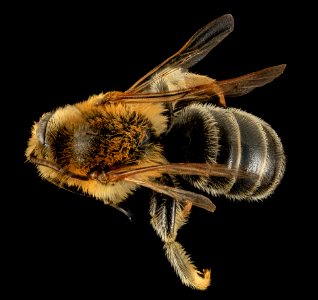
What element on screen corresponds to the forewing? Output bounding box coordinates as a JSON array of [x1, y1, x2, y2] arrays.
[[96, 15, 285, 107], [126, 14, 234, 94], [105, 162, 258, 213], [126, 176, 216, 212], [101, 64, 286, 105], [107, 162, 249, 179]]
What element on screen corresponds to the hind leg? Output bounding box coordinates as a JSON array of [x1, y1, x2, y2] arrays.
[[150, 186, 211, 290]]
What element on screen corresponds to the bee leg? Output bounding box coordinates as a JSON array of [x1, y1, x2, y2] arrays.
[[150, 177, 211, 290], [109, 203, 133, 222], [163, 237, 211, 290]]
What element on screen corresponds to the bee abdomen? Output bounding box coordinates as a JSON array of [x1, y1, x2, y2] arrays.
[[164, 104, 285, 201], [208, 106, 285, 200]]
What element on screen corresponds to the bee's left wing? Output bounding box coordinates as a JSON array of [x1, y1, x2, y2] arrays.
[[126, 14, 234, 94], [104, 162, 257, 213]]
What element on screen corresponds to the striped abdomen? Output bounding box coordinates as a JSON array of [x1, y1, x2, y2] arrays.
[[164, 103, 285, 200]]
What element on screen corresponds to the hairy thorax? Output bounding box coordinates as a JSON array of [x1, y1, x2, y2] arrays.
[[26, 96, 168, 204]]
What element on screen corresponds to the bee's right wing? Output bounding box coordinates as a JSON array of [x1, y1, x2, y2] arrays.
[[99, 64, 286, 105], [95, 13, 285, 107], [126, 14, 234, 94]]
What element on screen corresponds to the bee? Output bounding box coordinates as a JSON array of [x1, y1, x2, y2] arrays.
[[26, 14, 286, 290]]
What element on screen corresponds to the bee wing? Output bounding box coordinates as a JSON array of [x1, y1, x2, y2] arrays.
[[217, 64, 286, 97], [107, 162, 248, 179], [99, 64, 286, 105], [126, 14, 234, 94], [125, 176, 216, 213], [96, 14, 285, 106], [106, 162, 257, 213]]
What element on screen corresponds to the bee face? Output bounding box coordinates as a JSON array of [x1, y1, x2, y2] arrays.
[[29, 105, 83, 162], [26, 14, 286, 290]]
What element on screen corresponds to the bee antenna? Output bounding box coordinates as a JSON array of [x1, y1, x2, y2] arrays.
[[29, 151, 89, 181]]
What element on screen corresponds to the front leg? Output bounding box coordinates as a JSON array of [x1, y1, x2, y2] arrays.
[[150, 176, 211, 290]]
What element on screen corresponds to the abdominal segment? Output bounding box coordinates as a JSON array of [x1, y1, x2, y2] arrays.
[[163, 104, 285, 200]]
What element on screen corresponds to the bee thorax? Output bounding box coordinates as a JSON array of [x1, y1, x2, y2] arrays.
[[71, 110, 156, 174]]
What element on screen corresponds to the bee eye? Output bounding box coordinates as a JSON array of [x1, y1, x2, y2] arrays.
[[37, 112, 53, 145]]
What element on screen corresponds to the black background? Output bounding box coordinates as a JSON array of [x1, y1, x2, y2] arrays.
[[4, 2, 312, 299]]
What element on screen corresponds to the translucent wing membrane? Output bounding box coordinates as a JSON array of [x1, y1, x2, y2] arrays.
[[99, 64, 286, 105], [125, 177, 216, 213], [94, 13, 285, 107], [127, 14, 234, 94], [218, 64, 286, 97], [104, 162, 258, 213], [105, 162, 250, 179]]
